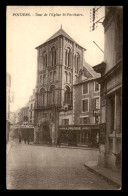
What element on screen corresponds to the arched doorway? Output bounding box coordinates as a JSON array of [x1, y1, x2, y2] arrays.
[[39, 122, 51, 144]]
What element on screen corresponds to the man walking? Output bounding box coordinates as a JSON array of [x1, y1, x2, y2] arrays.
[[57, 135, 60, 147]]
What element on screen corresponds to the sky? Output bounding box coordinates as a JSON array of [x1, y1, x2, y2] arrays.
[[7, 6, 105, 112]]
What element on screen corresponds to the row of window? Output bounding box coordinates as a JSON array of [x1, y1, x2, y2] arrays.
[[39, 47, 55, 67], [39, 86, 56, 105], [39, 47, 81, 70], [39, 75, 45, 84], [83, 81, 100, 94], [80, 116, 100, 125], [39, 71, 56, 84], [39, 70, 78, 84], [38, 85, 72, 106], [82, 97, 100, 112], [62, 116, 99, 125]]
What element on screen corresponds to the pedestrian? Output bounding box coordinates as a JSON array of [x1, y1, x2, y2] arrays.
[[113, 151, 121, 169], [27, 137, 29, 145], [19, 137, 21, 143], [57, 136, 60, 147], [24, 138, 26, 144]]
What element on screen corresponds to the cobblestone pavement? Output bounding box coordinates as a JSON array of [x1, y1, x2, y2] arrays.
[[7, 142, 117, 190]]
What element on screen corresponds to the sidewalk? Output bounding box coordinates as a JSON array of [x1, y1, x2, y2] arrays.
[[84, 160, 121, 189], [60, 144, 99, 151], [33, 143, 99, 151]]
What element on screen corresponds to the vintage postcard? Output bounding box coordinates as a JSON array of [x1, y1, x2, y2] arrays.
[[6, 6, 122, 190]]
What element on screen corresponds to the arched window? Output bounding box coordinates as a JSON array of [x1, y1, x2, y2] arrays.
[[75, 53, 80, 72], [43, 51, 47, 67], [39, 75, 42, 84], [67, 48, 71, 67], [64, 86, 71, 104], [65, 71, 68, 82], [43, 74, 45, 84], [65, 47, 71, 67], [49, 85, 55, 104], [65, 50, 68, 66], [39, 56, 43, 71], [53, 71, 56, 82], [40, 88, 45, 105], [51, 47, 56, 66], [69, 73, 71, 83], [49, 72, 52, 81]]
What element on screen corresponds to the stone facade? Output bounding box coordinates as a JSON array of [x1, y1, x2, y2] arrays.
[[19, 106, 29, 125], [74, 79, 100, 125], [28, 90, 35, 125], [34, 28, 87, 145], [34, 27, 101, 145], [93, 6, 122, 170]]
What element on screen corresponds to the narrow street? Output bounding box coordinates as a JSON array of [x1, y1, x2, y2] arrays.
[[7, 140, 117, 190]]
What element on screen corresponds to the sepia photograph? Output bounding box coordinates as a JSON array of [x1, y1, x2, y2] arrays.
[[6, 6, 122, 190]]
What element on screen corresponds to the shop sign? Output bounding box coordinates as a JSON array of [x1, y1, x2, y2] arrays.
[[68, 127, 81, 130], [14, 125, 34, 128], [93, 109, 100, 116]]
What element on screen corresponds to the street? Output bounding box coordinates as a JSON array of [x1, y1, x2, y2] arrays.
[[7, 141, 117, 190]]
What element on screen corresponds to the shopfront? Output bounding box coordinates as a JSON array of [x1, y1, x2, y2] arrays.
[[59, 124, 100, 148]]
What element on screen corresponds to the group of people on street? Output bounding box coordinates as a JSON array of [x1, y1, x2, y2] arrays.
[[19, 136, 30, 144]]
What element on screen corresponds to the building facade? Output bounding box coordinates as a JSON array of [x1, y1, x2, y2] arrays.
[[73, 61, 100, 126], [19, 106, 29, 125], [34, 27, 101, 146], [59, 60, 101, 147], [10, 112, 16, 125], [34, 27, 86, 145], [28, 90, 35, 125], [93, 6, 122, 170], [6, 73, 11, 143]]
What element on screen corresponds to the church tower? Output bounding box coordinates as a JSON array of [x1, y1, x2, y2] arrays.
[[34, 27, 86, 145]]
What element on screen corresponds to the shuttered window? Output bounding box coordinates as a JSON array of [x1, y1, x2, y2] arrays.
[[95, 97, 100, 109], [95, 81, 99, 92], [90, 98, 95, 111]]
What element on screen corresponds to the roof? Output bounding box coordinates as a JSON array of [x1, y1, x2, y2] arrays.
[[83, 60, 101, 79], [35, 28, 86, 50], [73, 60, 101, 86]]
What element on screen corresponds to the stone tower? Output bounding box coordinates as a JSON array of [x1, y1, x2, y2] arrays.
[[34, 27, 86, 145]]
